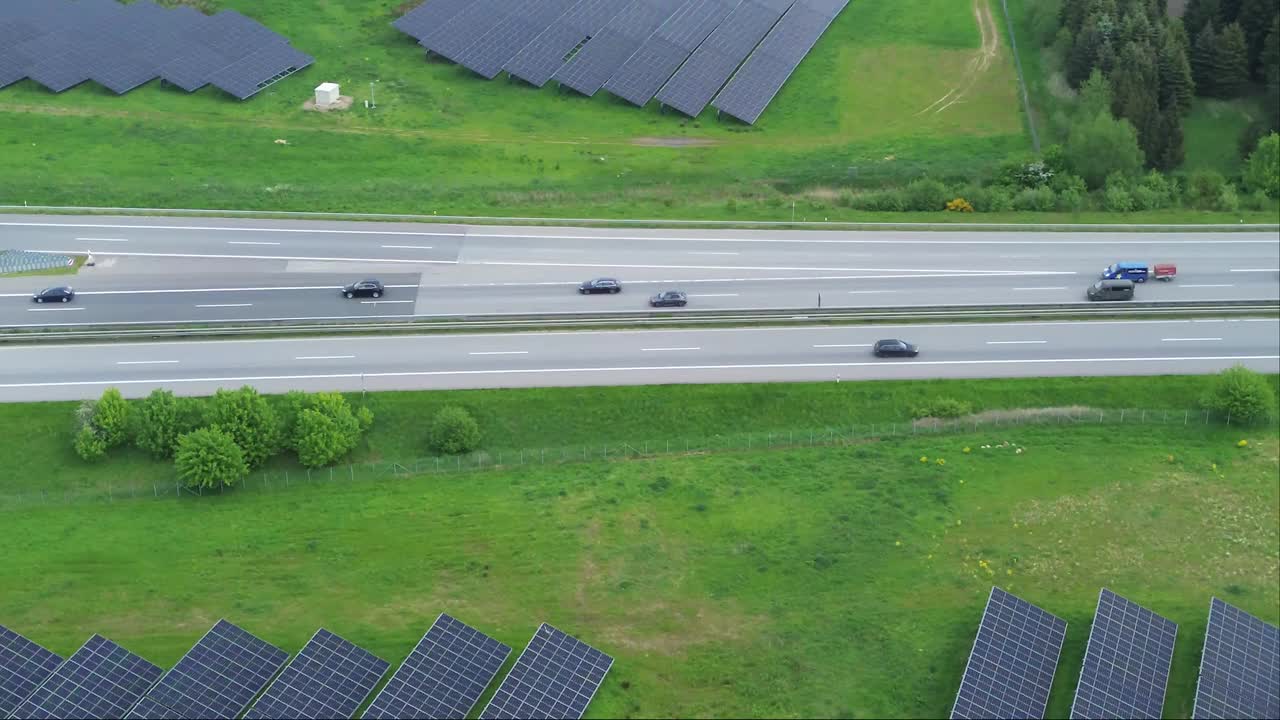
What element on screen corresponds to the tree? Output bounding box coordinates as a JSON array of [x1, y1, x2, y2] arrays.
[[1152, 104, 1187, 170], [73, 425, 107, 462], [275, 390, 310, 451], [207, 386, 279, 468], [94, 388, 131, 448], [1263, 17, 1280, 128], [135, 389, 183, 458], [1243, 132, 1280, 197], [1111, 41, 1162, 163], [430, 407, 481, 455], [1076, 68, 1113, 120], [1237, 0, 1278, 79], [1066, 111, 1146, 187], [1201, 365, 1278, 424], [292, 393, 368, 468], [1158, 31, 1196, 112], [1183, 0, 1221, 37], [1214, 22, 1251, 97], [1068, 19, 1106, 87], [175, 427, 249, 490], [1192, 22, 1220, 96]]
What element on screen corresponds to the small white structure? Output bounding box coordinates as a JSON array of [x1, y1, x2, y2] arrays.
[[314, 83, 340, 108]]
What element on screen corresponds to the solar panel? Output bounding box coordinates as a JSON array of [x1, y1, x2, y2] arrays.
[[0, 47, 35, 89], [245, 629, 389, 720], [1070, 589, 1178, 720], [1192, 598, 1280, 719], [13, 634, 163, 720], [503, 0, 631, 87], [158, 45, 229, 92], [450, 0, 579, 79], [126, 619, 289, 720], [362, 613, 512, 720], [393, 0, 474, 42], [951, 587, 1068, 720], [479, 624, 613, 720], [711, 0, 848, 124], [0, 625, 63, 718], [418, 0, 517, 64], [602, 0, 741, 106], [553, 0, 686, 97], [202, 10, 290, 63], [25, 48, 93, 93], [654, 0, 792, 117], [207, 44, 315, 100]]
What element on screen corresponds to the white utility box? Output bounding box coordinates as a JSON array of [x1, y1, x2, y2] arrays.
[[314, 83, 340, 107]]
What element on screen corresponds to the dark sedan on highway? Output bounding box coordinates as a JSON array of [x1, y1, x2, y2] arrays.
[[873, 339, 919, 357], [649, 290, 688, 308], [342, 279, 384, 299], [32, 286, 75, 303], [579, 278, 621, 294]]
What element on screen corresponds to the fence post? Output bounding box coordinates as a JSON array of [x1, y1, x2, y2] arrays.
[[1226, 410, 1231, 425], [1120, 409, 1125, 422], [1184, 410, 1188, 425], [1142, 410, 1146, 423], [330, 467, 334, 482], [350, 464, 355, 481]]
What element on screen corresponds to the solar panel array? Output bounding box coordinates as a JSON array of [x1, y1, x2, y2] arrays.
[[1192, 598, 1280, 720], [712, 0, 849, 124], [0, 625, 63, 718], [1070, 589, 1178, 720], [127, 620, 288, 720], [394, 0, 843, 120], [0, 1, 312, 99], [12, 635, 161, 720], [951, 587, 1068, 720], [362, 613, 512, 720], [480, 624, 614, 720], [244, 629, 388, 720]]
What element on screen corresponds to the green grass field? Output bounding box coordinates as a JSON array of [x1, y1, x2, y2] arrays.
[[1182, 97, 1267, 176], [0, 0, 1032, 217], [0, 422, 1275, 718]]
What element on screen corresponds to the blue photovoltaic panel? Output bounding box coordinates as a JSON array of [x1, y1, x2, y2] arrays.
[[951, 587, 1067, 720], [503, 0, 631, 87], [553, 0, 686, 97], [603, 0, 741, 106], [711, 0, 848, 124], [245, 629, 389, 720], [362, 613, 512, 720], [1070, 589, 1178, 720], [654, 0, 792, 117], [480, 624, 613, 720], [207, 44, 315, 100], [418, 0, 517, 64], [158, 45, 229, 92], [1192, 598, 1280, 720], [0, 625, 63, 718], [450, 0, 578, 79], [14, 634, 163, 720], [393, 0, 474, 42], [126, 619, 288, 720]]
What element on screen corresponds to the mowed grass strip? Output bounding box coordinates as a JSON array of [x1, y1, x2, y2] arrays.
[[3, 374, 1263, 497], [0, 424, 1274, 718]]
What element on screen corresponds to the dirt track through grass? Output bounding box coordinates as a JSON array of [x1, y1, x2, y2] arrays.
[[916, 0, 1002, 116]]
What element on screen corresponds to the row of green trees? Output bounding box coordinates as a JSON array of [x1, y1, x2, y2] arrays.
[[73, 387, 375, 488]]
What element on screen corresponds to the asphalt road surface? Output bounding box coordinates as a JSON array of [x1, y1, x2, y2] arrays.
[[0, 215, 1276, 327], [1, 319, 1275, 401]]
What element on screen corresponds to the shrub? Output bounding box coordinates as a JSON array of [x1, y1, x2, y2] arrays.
[[430, 406, 481, 455], [1138, 170, 1175, 207], [1185, 169, 1227, 209], [1066, 111, 1144, 188], [175, 427, 249, 490], [981, 186, 1015, 212], [94, 388, 131, 448], [1245, 189, 1273, 210], [1215, 183, 1241, 212], [293, 393, 367, 468], [903, 177, 950, 211], [1103, 185, 1135, 212], [945, 197, 975, 212], [207, 386, 279, 468], [136, 389, 183, 458], [911, 397, 974, 420], [73, 425, 107, 462], [275, 390, 310, 451], [1243, 132, 1280, 198], [1201, 365, 1277, 425], [1013, 187, 1057, 211]]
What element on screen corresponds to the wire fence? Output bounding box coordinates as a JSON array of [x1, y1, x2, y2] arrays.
[[0, 406, 1246, 512]]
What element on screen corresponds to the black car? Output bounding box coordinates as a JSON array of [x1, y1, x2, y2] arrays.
[[342, 279, 384, 299], [32, 286, 74, 303], [649, 290, 688, 308], [873, 339, 919, 357], [579, 278, 621, 294]]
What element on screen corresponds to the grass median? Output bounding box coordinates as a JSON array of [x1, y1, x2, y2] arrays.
[[0, 422, 1274, 717]]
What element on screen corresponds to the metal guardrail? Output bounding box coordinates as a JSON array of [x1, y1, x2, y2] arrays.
[[2, 301, 1276, 343]]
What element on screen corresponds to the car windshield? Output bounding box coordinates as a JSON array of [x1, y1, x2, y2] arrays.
[[1094, 281, 1103, 289]]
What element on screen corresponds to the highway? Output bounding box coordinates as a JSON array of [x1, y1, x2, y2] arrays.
[[0, 215, 1276, 327], [0, 319, 1275, 401]]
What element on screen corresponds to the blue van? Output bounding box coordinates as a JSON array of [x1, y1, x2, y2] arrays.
[[1101, 262, 1149, 282]]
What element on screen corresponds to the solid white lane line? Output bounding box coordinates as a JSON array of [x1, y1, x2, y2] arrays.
[[27, 307, 84, 312], [986, 340, 1048, 345], [226, 241, 282, 246], [469, 351, 529, 356], [117, 360, 179, 365], [361, 300, 415, 304], [641, 347, 701, 352], [6, 355, 1278, 390], [476, 260, 1071, 274], [3, 222, 457, 237], [75, 237, 128, 242], [1162, 337, 1223, 342], [687, 251, 740, 256], [381, 245, 434, 250], [296, 355, 355, 360], [23, 249, 456, 265], [196, 303, 253, 308], [1230, 268, 1280, 272], [1013, 287, 1068, 291], [0, 284, 419, 298], [687, 293, 739, 297], [813, 344, 873, 348], [847, 290, 896, 294], [1181, 284, 1234, 288]]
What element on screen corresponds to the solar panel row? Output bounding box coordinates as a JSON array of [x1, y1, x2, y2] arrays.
[[504, 0, 632, 88], [0, 625, 63, 719], [451, 0, 580, 80], [1192, 598, 1280, 720], [554, 0, 687, 97], [246, 629, 388, 720], [602, 0, 742, 106], [480, 624, 614, 720], [14, 634, 163, 720], [1070, 588, 1178, 720], [0, 1, 312, 99]]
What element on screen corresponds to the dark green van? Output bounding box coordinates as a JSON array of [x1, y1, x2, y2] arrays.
[[1087, 279, 1135, 301]]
